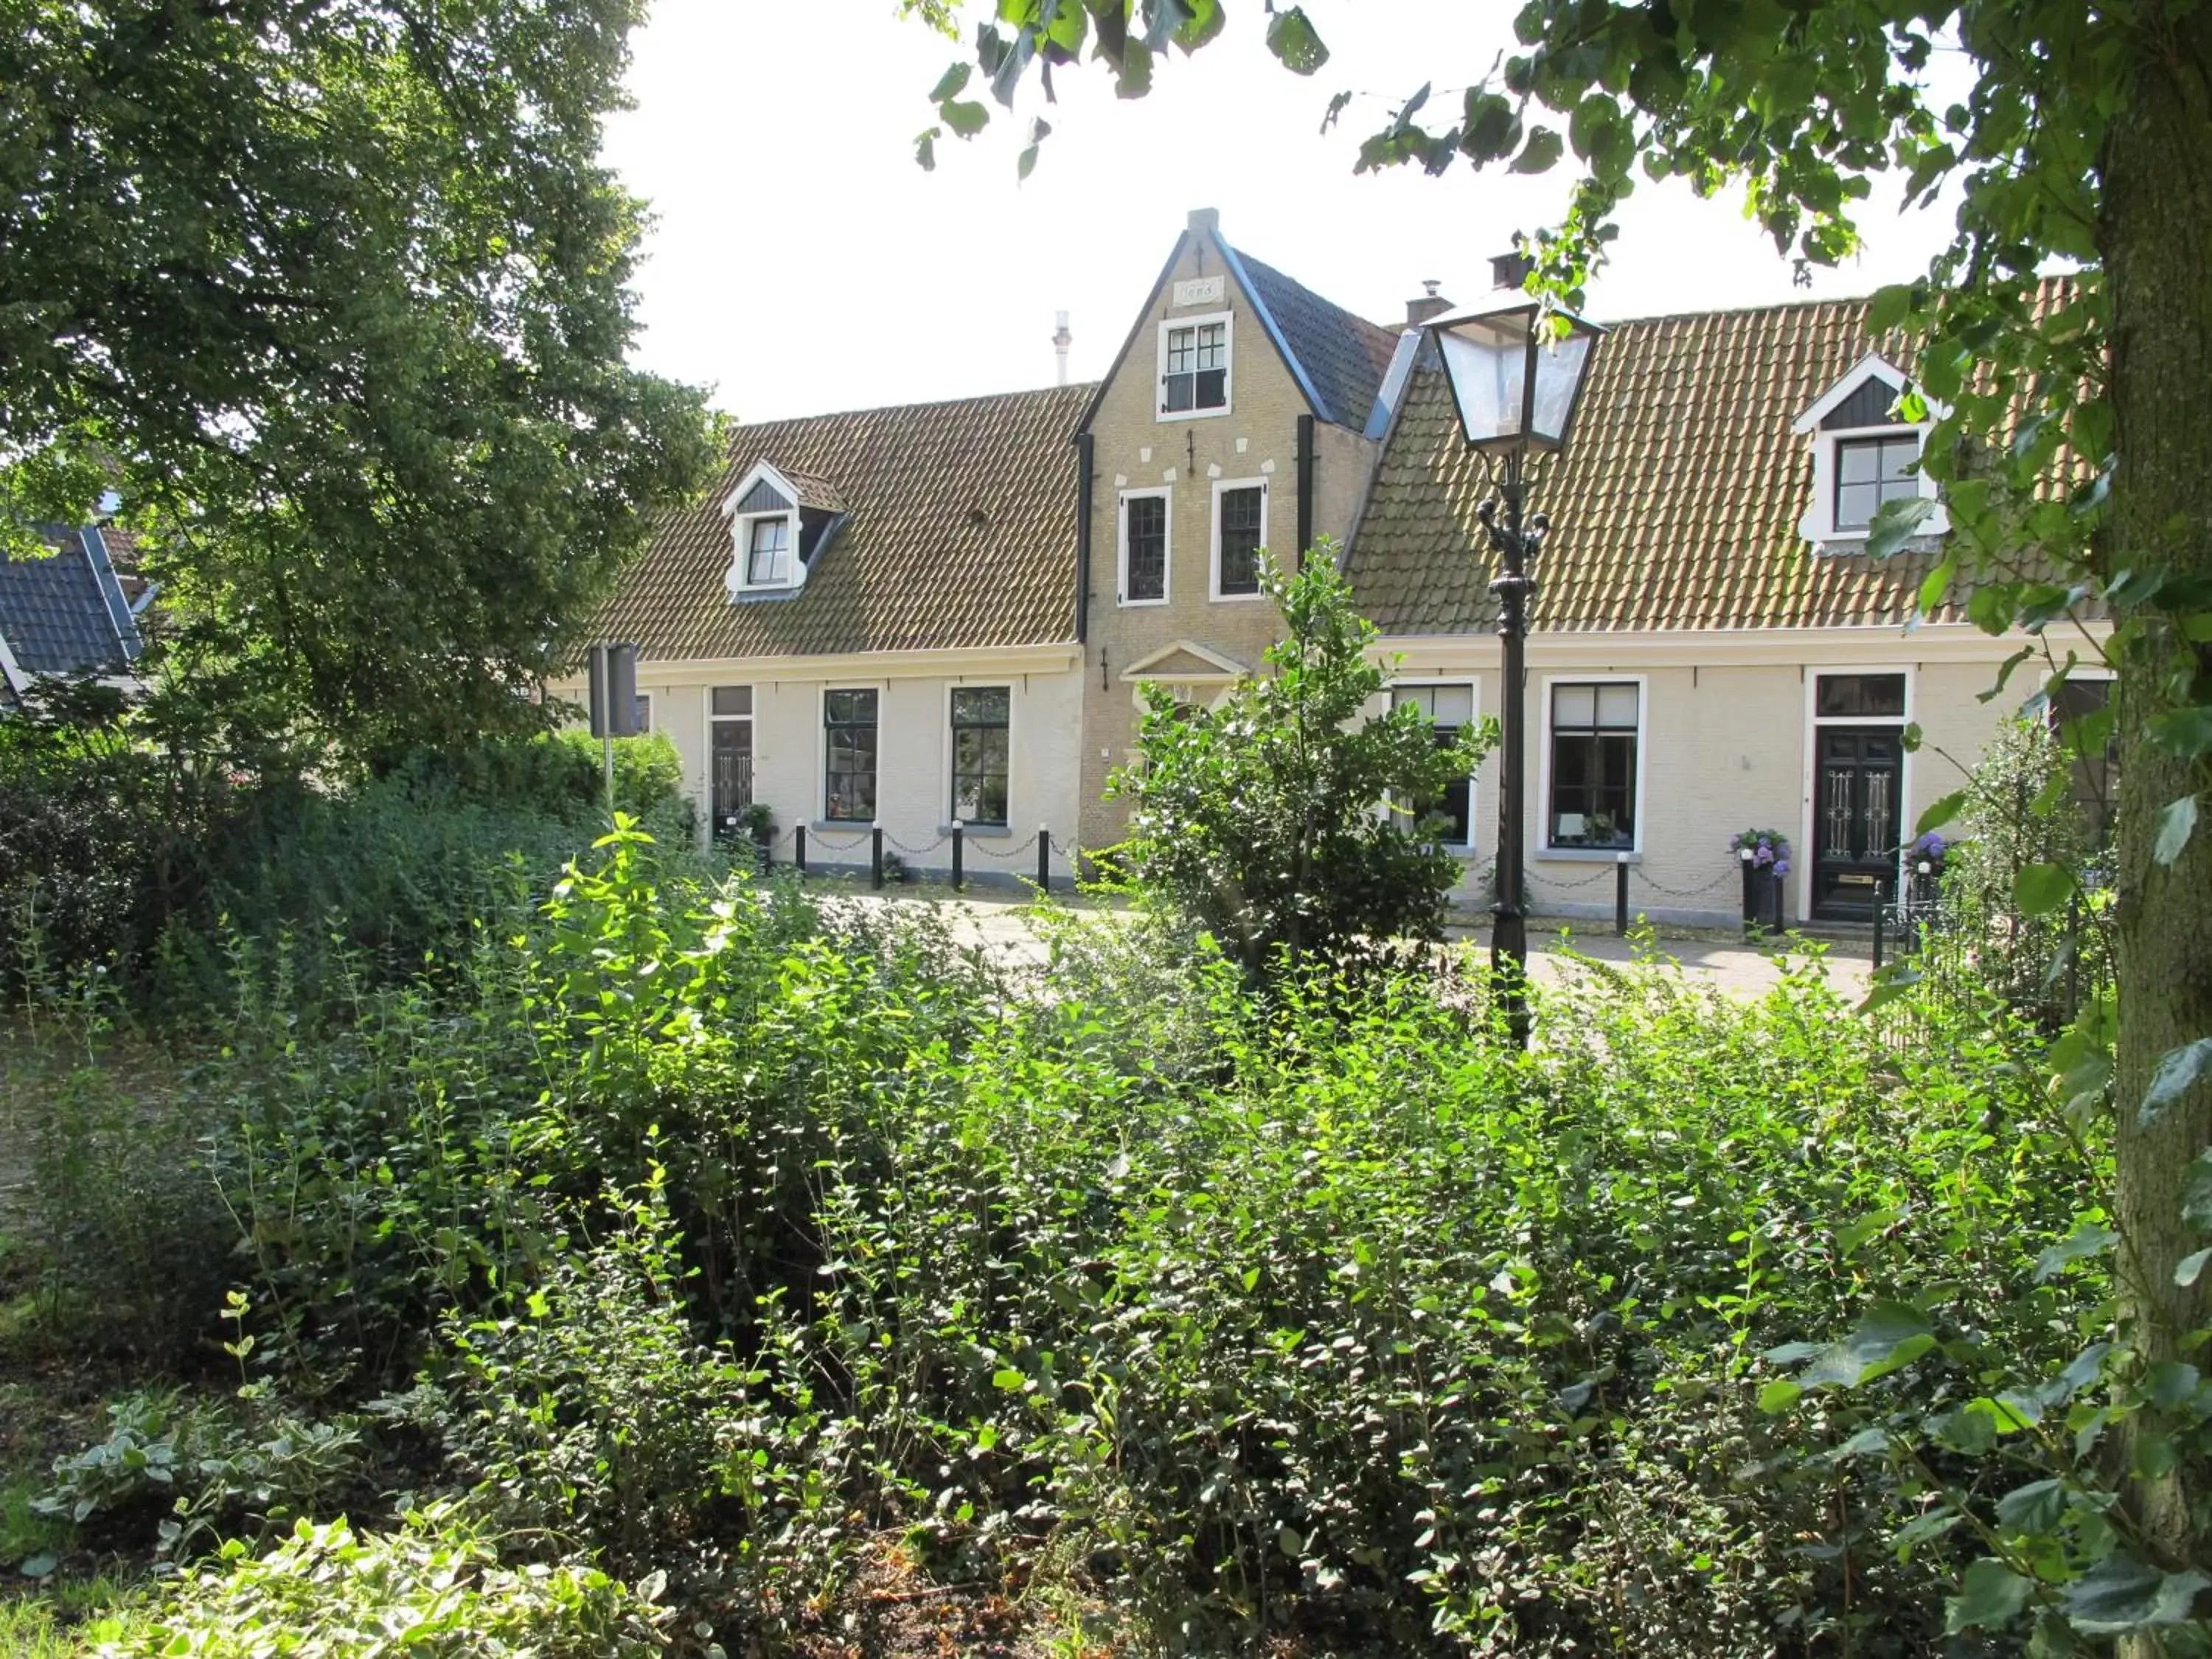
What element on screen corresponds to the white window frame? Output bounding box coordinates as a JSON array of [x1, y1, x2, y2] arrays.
[[1117, 485, 1172, 607], [1792, 356, 1949, 549], [721, 461, 810, 597], [1210, 476, 1270, 602], [1389, 678, 1481, 853], [1155, 310, 1234, 422], [631, 691, 653, 734], [818, 684, 883, 826], [1537, 675, 1648, 858], [945, 681, 1015, 829]]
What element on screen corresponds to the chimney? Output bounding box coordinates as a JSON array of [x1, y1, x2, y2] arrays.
[[1186, 206, 1220, 237], [1052, 310, 1072, 387], [1405, 279, 1451, 328], [1491, 249, 1536, 291]]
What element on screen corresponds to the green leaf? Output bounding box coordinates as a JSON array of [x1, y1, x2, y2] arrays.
[[990, 1367, 1026, 1391], [1917, 558, 1955, 613], [1509, 125, 1565, 174], [2155, 795, 2199, 865], [914, 128, 939, 170], [2143, 1039, 2212, 1125], [1756, 1380, 1802, 1413], [2174, 1247, 2212, 1289], [1264, 6, 1329, 74], [2180, 1150, 2212, 1228], [1865, 494, 1936, 558], [1461, 90, 1520, 161], [2034, 1219, 2115, 1282], [1915, 790, 1966, 835], [1798, 1301, 1934, 1390], [940, 99, 990, 137], [2148, 706, 2212, 760], [1946, 1557, 2034, 1632], [1994, 1479, 2066, 1534], [2013, 863, 2074, 917], [16, 1553, 58, 1579], [1017, 116, 1053, 181], [2062, 1554, 2211, 1635], [928, 61, 973, 102]]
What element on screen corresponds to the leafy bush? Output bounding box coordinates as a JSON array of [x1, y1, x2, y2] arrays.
[[88, 1504, 670, 1658], [1106, 550, 1495, 981]]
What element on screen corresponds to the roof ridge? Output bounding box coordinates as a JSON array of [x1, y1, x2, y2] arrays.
[[728, 380, 1098, 432]]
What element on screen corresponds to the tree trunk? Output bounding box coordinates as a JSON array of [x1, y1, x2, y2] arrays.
[[2103, 1, 2212, 1580]]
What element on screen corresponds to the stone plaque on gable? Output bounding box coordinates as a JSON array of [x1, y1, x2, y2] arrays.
[[1173, 276, 1225, 308]]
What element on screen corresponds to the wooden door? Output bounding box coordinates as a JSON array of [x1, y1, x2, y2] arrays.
[[1812, 728, 1902, 921]]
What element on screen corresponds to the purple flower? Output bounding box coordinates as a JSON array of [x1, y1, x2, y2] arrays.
[[1774, 858, 1791, 877]]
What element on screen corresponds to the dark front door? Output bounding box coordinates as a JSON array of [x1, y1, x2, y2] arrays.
[[1813, 728, 1903, 921]]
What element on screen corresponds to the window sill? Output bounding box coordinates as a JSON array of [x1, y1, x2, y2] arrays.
[[730, 586, 799, 603], [1210, 590, 1267, 603], [1537, 847, 1641, 863], [941, 823, 1012, 838], [811, 819, 877, 833], [1154, 406, 1232, 422], [1118, 596, 1169, 608]]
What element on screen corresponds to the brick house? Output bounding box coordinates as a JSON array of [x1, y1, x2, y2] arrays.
[[573, 210, 2093, 920]]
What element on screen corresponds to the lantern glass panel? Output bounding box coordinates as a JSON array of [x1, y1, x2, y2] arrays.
[[1437, 313, 1533, 448], [1531, 330, 1595, 446]]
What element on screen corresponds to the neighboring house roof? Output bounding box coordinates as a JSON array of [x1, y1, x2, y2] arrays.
[[602, 383, 1093, 661], [1077, 218, 1402, 437], [0, 526, 145, 698], [1347, 295, 1970, 635], [1222, 247, 1402, 432]]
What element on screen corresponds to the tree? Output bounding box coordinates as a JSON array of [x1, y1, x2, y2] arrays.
[[905, 0, 2212, 1623], [1105, 549, 1495, 982], [1, 1, 718, 755]]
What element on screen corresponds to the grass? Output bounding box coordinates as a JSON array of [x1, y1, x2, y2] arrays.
[[0, 1579, 145, 1657]]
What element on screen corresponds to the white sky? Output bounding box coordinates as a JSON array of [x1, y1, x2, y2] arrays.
[[602, 1, 1971, 422]]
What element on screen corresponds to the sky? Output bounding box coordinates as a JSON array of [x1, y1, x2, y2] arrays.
[[601, 1, 1972, 422]]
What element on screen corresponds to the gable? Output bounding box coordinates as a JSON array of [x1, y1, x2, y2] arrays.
[[1121, 639, 1245, 681], [731, 477, 791, 515]]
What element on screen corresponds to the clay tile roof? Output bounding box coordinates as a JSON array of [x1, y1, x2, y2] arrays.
[[1228, 247, 1402, 431], [598, 383, 1093, 662], [1347, 290, 2072, 636], [0, 526, 143, 675]]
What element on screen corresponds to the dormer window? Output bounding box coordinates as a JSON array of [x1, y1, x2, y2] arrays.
[[1792, 354, 1948, 551], [721, 459, 846, 599], [1158, 312, 1231, 419], [745, 514, 792, 586]]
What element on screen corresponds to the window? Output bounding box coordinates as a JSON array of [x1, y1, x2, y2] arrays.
[[1120, 489, 1169, 605], [745, 515, 792, 586], [1834, 436, 1921, 531], [1815, 673, 1907, 719], [1393, 684, 1476, 846], [950, 686, 1010, 826], [1158, 313, 1231, 417], [631, 693, 653, 734], [1212, 480, 1267, 599], [1548, 682, 1639, 849], [2050, 676, 2117, 841], [823, 689, 877, 823], [711, 685, 753, 834]]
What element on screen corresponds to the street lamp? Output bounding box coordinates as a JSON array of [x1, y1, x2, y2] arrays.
[[1427, 268, 1604, 1050]]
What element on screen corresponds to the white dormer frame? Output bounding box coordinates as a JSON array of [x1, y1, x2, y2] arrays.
[[1793, 354, 1949, 549], [721, 460, 808, 598]]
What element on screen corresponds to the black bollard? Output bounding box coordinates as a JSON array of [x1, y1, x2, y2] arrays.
[[951, 821, 964, 893], [872, 825, 885, 890], [1615, 853, 1630, 936]]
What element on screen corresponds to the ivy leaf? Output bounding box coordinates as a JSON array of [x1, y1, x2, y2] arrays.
[[1264, 7, 1329, 74], [2155, 795, 2199, 865], [2013, 863, 2073, 917], [1797, 1301, 1934, 1389], [1945, 1557, 2034, 1632], [1509, 125, 1565, 174], [1915, 790, 1966, 835], [1866, 494, 1936, 558], [2062, 1554, 2211, 1635], [2143, 1039, 2212, 1125]]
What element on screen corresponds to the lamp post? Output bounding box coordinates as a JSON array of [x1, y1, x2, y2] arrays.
[[1427, 268, 1604, 1050]]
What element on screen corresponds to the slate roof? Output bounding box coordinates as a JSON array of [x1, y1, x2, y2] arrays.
[[600, 383, 1093, 661], [0, 526, 143, 678], [1225, 247, 1402, 431], [1348, 295, 1974, 635]]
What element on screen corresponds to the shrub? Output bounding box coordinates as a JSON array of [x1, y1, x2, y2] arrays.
[[88, 1504, 670, 1658], [1106, 549, 1495, 981]]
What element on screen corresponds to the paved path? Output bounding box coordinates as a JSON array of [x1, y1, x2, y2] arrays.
[[829, 892, 1871, 1001]]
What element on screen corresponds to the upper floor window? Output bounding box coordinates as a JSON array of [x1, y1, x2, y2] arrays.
[[1792, 355, 1948, 550], [745, 515, 793, 586], [1212, 479, 1267, 599], [1158, 312, 1231, 419], [1119, 487, 1169, 605], [1834, 435, 1921, 532]]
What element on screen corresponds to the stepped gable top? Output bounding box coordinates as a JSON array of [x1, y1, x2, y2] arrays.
[[1346, 282, 2081, 637], [599, 382, 1094, 662]]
